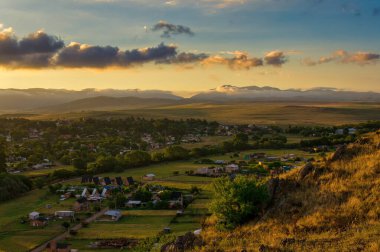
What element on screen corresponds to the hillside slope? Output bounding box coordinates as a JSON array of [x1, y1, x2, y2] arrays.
[[201, 131, 380, 251]]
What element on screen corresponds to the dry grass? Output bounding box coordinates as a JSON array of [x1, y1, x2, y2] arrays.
[[200, 131, 380, 251]]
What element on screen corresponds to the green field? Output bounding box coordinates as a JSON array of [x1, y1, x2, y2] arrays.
[[0, 147, 316, 251]]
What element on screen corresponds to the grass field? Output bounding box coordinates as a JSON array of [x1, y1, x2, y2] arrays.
[[23, 102, 380, 125]]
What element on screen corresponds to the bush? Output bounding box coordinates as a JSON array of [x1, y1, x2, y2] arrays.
[[210, 175, 269, 229]]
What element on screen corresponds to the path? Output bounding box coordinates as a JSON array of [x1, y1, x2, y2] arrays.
[[30, 208, 109, 252]]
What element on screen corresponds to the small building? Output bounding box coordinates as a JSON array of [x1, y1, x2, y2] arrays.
[[30, 216, 48, 227], [115, 177, 123, 186], [125, 176, 135, 186], [101, 188, 110, 198], [74, 197, 90, 212], [215, 160, 226, 165], [348, 128, 357, 135], [81, 188, 90, 198], [143, 173, 156, 181], [46, 241, 71, 252], [55, 211, 75, 218], [93, 177, 100, 185], [335, 129, 344, 135], [29, 211, 40, 220], [81, 175, 93, 184], [103, 177, 112, 185], [102, 210, 122, 221], [126, 200, 142, 208], [225, 164, 239, 173], [168, 192, 183, 208]]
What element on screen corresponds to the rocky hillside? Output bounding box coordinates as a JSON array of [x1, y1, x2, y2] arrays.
[[200, 131, 380, 252]]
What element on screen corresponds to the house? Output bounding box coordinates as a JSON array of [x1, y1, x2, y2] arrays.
[[125, 176, 135, 186], [348, 128, 357, 135], [225, 164, 239, 173], [215, 160, 226, 165], [168, 192, 183, 208], [46, 241, 71, 252], [73, 197, 89, 211], [81, 188, 90, 198], [102, 210, 122, 221], [93, 177, 100, 185], [30, 216, 48, 227], [195, 167, 209, 176], [143, 173, 156, 181], [101, 188, 110, 198], [103, 177, 112, 185], [55, 211, 75, 218], [115, 177, 123, 186], [89, 188, 101, 201], [335, 129, 344, 135], [81, 175, 93, 184], [29, 211, 40, 220], [126, 200, 142, 208]]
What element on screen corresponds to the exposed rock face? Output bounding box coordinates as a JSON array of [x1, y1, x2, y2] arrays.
[[161, 232, 203, 252], [298, 162, 314, 180]]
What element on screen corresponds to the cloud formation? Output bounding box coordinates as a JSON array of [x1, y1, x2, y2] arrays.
[[202, 51, 263, 70], [303, 50, 380, 66], [0, 27, 64, 68], [0, 24, 290, 70], [264, 51, 288, 67], [152, 21, 194, 38]]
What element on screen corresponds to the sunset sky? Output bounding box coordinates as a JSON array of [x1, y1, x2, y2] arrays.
[[0, 0, 379, 94]]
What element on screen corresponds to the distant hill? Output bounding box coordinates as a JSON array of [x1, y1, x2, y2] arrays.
[[190, 85, 380, 102], [0, 86, 380, 115], [201, 131, 380, 251], [0, 88, 182, 112], [38, 96, 184, 112]]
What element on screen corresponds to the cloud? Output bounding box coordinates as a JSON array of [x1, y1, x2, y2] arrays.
[[152, 20, 194, 38], [202, 51, 263, 70], [303, 50, 380, 66], [0, 24, 288, 70], [53, 42, 119, 68], [264, 50, 287, 67], [0, 26, 64, 68]]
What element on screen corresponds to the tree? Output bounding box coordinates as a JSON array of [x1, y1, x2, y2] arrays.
[[124, 151, 151, 167], [73, 158, 87, 171], [0, 141, 7, 173], [232, 133, 249, 150], [62, 221, 70, 231], [210, 175, 269, 229], [164, 146, 189, 161]]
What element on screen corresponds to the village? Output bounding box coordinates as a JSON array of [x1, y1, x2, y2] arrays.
[[1, 119, 378, 251]]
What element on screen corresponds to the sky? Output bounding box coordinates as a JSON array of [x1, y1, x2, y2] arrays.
[[0, 0, 379, 94]]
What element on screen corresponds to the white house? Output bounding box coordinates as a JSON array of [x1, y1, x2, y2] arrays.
[[29, 211, 40, 220], [225, 164, 239, 173]]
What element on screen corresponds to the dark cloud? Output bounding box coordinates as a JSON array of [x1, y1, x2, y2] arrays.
[[0, 29, 64, 68], [158, 52, 209, 64], [19, 31, 64, 54], [152, 21, 194, 38], [0, 24, 289, 70], [264, 51, 287, 67], [122, 43, 177, 65], [54, 43, 119, 68]]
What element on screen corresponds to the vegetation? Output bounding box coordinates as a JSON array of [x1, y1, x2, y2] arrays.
[[0, 173, 32, 202], [210, 175, 269, 229], [201, 131, 380, 251]]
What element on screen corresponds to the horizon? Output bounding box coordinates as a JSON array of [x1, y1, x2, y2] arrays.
[[1, 0, 380, 92]]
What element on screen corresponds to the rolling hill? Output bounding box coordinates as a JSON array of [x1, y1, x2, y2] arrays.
[[201, 131, 380, 251]]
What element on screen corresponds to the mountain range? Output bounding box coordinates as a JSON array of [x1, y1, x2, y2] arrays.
[[0, 85, 379, 113]]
